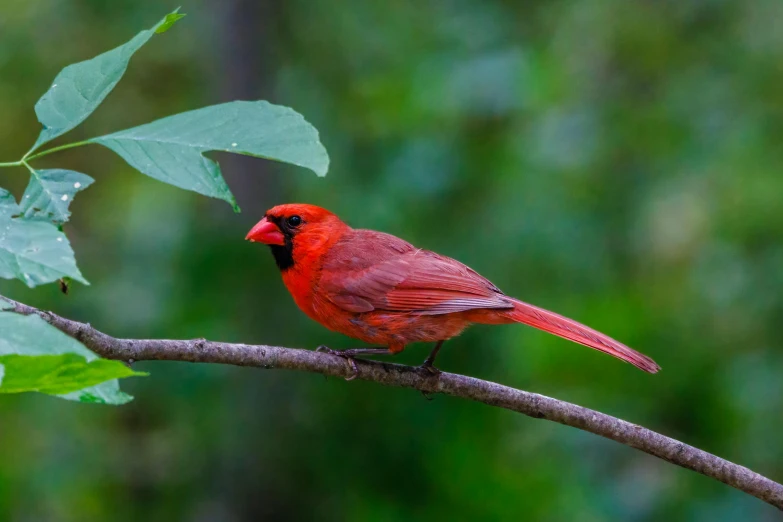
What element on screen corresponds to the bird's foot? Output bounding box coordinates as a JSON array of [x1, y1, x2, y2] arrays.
[[417, 359, 442, 376], [316, 345, 359, 381], [417, 341, 444, 376]]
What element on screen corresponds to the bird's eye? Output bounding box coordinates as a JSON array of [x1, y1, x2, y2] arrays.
[[287, 215, 302, 227]]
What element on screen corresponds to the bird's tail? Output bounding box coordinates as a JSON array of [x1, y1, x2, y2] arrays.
[[501, 298, 660, 373]]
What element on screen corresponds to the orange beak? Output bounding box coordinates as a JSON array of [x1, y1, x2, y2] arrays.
[[246, 217, 285, 245]]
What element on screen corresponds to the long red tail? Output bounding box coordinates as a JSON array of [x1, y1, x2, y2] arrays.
[[504, 298, 660, 373]]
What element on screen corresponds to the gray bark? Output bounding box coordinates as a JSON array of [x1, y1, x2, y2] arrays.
[[2, 295, 782, 511]]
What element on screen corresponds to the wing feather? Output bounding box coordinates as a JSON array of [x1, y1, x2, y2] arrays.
[[319, 231, 512, 315]]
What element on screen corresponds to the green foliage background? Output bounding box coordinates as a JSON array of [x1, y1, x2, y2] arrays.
[[1, 1, 782, 520]]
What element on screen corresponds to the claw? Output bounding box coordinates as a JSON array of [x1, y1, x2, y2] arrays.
[[315, 345, 359, 381], [417, 361, 442, 376], [344, 357, 359, 381]]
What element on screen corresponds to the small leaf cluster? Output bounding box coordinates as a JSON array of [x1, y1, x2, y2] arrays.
[[0, 9, 329, 404]]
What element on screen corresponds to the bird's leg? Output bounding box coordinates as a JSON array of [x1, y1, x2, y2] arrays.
[[316, 346, 393, 357], [315, 346, 395, 381], [342, 348, 396, 357], [418, 341, 445, 375]]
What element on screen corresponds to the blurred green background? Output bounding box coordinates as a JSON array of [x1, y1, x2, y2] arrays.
[[1, 0, 782, 520]]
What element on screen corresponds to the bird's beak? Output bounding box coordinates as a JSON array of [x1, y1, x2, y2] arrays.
[[246, 217, 285, 245]]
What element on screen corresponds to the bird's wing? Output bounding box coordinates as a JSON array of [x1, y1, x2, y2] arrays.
[[320, 240, 513, 315]]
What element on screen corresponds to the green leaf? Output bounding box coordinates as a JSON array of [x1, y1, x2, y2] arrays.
[[59, 380, 133, 404], [91, 101, 330, 211], [0, 312, 144, 404], [0, 354, 145, 395], [0, 189, 88, 288], [30, 9, 183, 152], [20, 168, 94, 223], [156, 12, 186, 33]]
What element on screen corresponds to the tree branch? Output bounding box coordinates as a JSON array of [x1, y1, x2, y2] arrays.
[[2, 295, 782, 511]]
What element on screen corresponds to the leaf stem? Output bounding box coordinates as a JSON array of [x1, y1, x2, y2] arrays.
[[1, 139, 93, 169], [21, 161, 36, 176], [25, 140, 92, 162]]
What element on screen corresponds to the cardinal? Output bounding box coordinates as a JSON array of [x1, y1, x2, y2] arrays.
[[246, 204, 659, 377]]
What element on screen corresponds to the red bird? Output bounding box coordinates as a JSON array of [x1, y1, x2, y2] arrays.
[[246, 204, 659, 375]]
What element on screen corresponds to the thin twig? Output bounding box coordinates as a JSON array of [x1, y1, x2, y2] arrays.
[[2, 294, 782, 510]]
